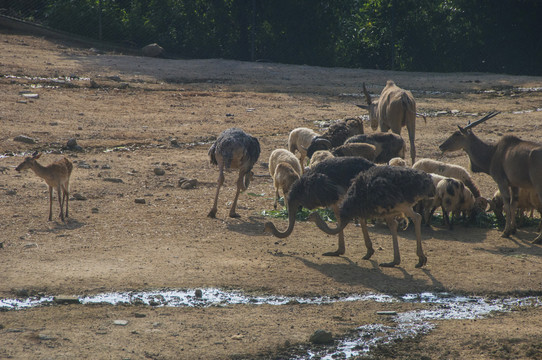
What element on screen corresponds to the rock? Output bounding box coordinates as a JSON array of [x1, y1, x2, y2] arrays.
[[195, 289, 203, 298], [377, 311, 397, 315], [179, 178, 198, 189], [5, 189, 17, 196], [21, 93, 39, 99], [170, 139, 180, 147], [134, 198, 146, 204], [23, 243, 38, 249], [91, 208, 99, 213], [103, 178, 123, 183], [73, 193, 87, 201], [309, 329, 333, 344], [38, 334, 57, 341], [142, 43, 165, 57], [13, 135, 36, 144], [101, 164, 111, 169], [134, 313, 146, 318], [77, 161, 91, 169], [113, 320, 129, 326], [66, 138, 83, 152], [154, 167, 165, 176], [53, 295, 80, 305]]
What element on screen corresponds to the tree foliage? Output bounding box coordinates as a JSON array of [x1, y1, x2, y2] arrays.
[[13, 0, 542, 75]]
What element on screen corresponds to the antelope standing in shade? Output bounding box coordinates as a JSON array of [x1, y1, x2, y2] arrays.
[[439, 111, 542, 244], [16, 152, 73, 221]]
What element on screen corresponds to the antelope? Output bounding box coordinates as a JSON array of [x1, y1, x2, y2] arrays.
[[357, 81, 423, 165], [16, 152, 74, 221], [439, 111, 542, 244]]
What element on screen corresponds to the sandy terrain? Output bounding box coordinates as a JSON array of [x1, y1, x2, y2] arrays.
[[1, 29, 542, 359]]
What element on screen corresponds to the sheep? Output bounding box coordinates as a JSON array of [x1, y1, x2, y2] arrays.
[[357, 81, 421, 164], [207, 128, 260, 218], [309, 165, 435, 268], [331, 143, 376, 161], [264, 157, 375, 256], [268, 149, 303, 209], [308, 150, 334, 168], [439, 111, 542, 243], [305, 117, 364, 159], [288, 127, 320, 168], [435, 177, 487, 229], [344, 132, 406, 163], [412, 158, 481, 198], [15, 152, 73, 222], [388, 157, 407, 167], [489, 188, 541, 226]]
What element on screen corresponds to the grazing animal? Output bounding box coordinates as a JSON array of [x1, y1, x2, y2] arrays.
[[489, 188, 541, 226], [388, 157, 407, 167], [357, 81, 421, 164], [305, 118, 364, 159], [264, 157, 375, 256], [439, 111, 542, 243], [435, 177, 486, 229], [331, 143, 376, 161], [309, 166, 434, 268], [308, 150, 334, 168], [268, 149, 302, 209], [208, 128, 260, 218], [288, 127, 320, 168], [345, 132, 406, 163], [15, 152, 73, 221], [412, 158, 481, 198]]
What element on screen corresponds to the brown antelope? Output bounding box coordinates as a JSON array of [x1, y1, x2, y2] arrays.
[[16, 152, 74, 221], [439, 111, 542, 244], [357, 81, 423, 165]]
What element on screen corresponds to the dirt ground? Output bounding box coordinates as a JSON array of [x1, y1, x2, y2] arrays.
[[1, 29, 542, 359]]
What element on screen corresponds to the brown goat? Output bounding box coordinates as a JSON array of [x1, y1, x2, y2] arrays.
[[357, 81, 421, 164], [439, 112, 542, 243]]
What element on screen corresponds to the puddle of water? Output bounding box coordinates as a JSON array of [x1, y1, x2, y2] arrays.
[[1, 289, 540, 359]]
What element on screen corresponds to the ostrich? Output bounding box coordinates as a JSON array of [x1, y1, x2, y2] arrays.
[[207, 128, 260, 218], [309, 165, 434, 268], [264, 157, 375, 256]]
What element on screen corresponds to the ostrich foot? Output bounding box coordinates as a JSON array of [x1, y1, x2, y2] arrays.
[[229, 212, 241, 218], [362, 248, 375, 260], [415, 256, 427, 268]]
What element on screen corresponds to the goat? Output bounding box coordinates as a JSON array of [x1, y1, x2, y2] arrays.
[[288, 127, 320, 168], [268, 149, 302, 209], [388, 157, 407, 167], [357, 81, 422, 164], [331, 143, 376, 162], [412, 158, 481, 198], [308, 150, 334, 168], [309, 165, 434, 268], [207, 128, 260, 218], [16, 152, 73, 221], [489, 188, 541, 227], [439, 111, 542, 243], [264, 157, 375, 256], [345, 132, 406, 163], [305, 117, 364, 159]]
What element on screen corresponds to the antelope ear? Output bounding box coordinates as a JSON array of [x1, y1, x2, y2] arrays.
[[32, 151, 42, 159], [457, 125, 468, 134], [356, 104, 369, 110]]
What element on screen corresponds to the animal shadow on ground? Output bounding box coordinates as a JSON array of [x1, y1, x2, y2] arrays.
[[30, 218, 86, 235], [272, 252, 442, 294], [225, 215, 268, 237], [476, 229, 542, 259]]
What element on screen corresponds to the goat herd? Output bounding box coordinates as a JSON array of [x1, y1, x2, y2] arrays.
[[206, 80, 542, 268], [13, 80, 542, 269]]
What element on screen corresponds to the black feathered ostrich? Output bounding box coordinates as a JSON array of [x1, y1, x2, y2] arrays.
[[309, 165, 434, 268], [264, 157, 375, 256], [207, 128, 260, 218]]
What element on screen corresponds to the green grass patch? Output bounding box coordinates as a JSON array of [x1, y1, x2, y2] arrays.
[[261, 207, 336, 222]]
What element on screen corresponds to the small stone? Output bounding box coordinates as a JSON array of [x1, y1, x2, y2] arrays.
[[91, 208, 99, 213], [142, 43, 164, 57], [134, 313, 146, 318], [377, 311, 397, 315], [6, 189, 17, 196], [77, 161, 91, 169], [134, 198, 146, 204], [23, 243, 38, 249], [73, 193, 87, 201], [154, 167, 165, 176], [21, 93, 39, 99], [180, 179, 197, 189], [113, 320, 129, 326], [103, 178, 123, 183], [101, 164, 111, 169], [13, 135, 37, 144], [170, 139, 180, 147], [309, 330, 333, 344], [53, 296, 80, 305], [38, 334, 57, 341], [194, 289, 203, 298]]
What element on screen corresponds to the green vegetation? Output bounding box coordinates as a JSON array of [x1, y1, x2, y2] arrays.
[[8, 0, 542, 75]]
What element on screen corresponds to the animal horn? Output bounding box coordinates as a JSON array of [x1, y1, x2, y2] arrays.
[[463, 111, 500, 130], [32, 151, 40, 158], [362, 82, 371, 105]]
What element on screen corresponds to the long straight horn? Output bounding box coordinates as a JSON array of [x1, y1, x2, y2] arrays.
[[362, 82, 372, 105], [463, 111, 500, 130]]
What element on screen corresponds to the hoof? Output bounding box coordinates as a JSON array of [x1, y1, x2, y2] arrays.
[[415, 257, 427, 268]]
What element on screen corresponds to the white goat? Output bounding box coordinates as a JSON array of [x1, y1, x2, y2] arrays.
[[388, 157, 407, 167], [268, 149, 303, 209], [288, 127, 320, 169], [412, 158, 481, 198]]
